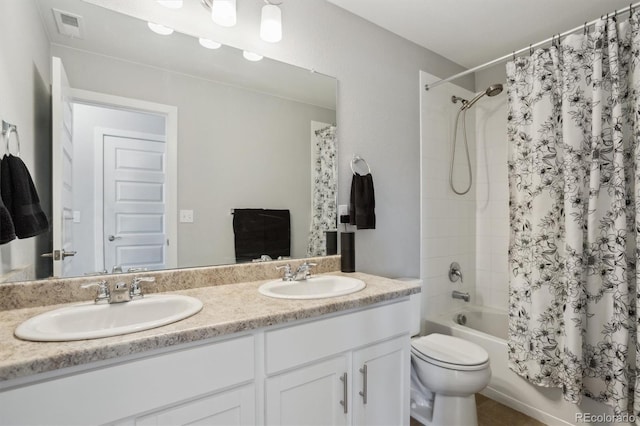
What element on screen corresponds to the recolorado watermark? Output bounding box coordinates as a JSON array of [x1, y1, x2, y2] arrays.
[[576, 412, 636, 423]]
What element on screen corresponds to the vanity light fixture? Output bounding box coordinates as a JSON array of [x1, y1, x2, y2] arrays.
[[211, 0, 237, 27], [147, 22, 174, 35], [156, 0, 183, 9], [260, 1, 282, 43], [243, 51, 263, 61], [199, 37, 222, 49]]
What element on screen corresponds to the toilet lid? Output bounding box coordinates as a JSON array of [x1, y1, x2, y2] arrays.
[[411, 333, 489, 367]]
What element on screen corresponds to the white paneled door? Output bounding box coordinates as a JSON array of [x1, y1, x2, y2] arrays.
[[102, 131, 167, 272], [51, 57, 76, 277]]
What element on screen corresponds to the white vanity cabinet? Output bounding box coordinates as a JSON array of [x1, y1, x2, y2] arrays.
[[0, 298, 411, 426], [265, 355, 350, 425], [264, 301, 411, 425], [0, 335, 256, 426], [352, 336, 409, 426], [133, 384, 256, 426]]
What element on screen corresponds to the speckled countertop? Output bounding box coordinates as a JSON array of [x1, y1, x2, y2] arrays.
[[0, 272, 420, 382]]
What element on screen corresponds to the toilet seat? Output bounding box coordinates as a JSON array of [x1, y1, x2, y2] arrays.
[[411, 333, 489, 371]]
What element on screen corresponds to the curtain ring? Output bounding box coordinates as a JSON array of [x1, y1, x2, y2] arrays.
[[583, 21, 588, 35], [512, 51, 516, 61], [529, 44, 533, 55]]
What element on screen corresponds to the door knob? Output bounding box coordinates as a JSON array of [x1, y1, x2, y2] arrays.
[[108, 235, 122, 242]]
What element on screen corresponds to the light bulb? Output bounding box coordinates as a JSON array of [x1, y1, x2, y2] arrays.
[[199, 38, 222, 49], [260, 4, 282, 43], [147, 22, 174, 35], [157, 0, 183, 9], [211, 0, 237, 27], [243, 51, 263, 62]]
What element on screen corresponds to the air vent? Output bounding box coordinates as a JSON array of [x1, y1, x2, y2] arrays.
[[52, 8, 84, 39]]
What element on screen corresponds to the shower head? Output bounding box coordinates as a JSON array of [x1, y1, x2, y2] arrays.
[[460, 83, 503, 110]]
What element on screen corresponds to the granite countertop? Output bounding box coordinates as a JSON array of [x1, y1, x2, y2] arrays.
[[0, 272, 420, 382]]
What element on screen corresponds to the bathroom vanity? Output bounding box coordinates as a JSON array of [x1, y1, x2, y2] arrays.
[[0, 271, 418, 425]]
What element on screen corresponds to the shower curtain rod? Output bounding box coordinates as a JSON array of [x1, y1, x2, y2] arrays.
[[425, 1, 640, 91]]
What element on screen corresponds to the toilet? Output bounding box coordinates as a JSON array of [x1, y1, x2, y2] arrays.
[[410, 333, 491, 426], [397, 277, 491, 426]]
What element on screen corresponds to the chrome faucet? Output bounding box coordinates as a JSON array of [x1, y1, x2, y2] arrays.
[[276, 264, 294, 281], [81, 276, 156, 304], [130, 276, 156, 299], [276, 262, 317, 281], [81, 280, 110, 304], [111, 281, 132, 303], [293, 262, 317, 281], [452, 290, 470, 302]]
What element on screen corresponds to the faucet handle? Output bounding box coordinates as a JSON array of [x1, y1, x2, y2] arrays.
[[131, 276, 156, 298], [276, 264, 293, 281], [448, 262, 463, 283], [296, 262, 317, 279], [81, 280, 110, 303]]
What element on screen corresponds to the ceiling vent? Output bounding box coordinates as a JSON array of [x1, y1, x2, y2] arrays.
[[52, 9, 84, 39]]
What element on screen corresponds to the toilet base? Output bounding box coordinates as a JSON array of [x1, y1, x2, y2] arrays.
[[415, 394, 478, 426]]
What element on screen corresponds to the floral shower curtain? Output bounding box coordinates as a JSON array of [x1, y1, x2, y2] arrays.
[[307, 124, 337, 256], [507, 12, 640, 415]]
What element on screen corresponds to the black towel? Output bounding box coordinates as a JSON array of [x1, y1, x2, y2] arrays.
[[349, 173, 376, 229], [0, 159, 16, 244], [1, 155, 49, 239], [233, 209, 290, 262], [0, 183, 15, 244]]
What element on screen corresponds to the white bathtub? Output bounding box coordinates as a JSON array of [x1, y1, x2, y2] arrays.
[[424, 306, 620, 426]]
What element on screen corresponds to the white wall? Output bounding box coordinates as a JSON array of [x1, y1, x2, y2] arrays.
[[474, 65, 509, 309], [70, 104, 166, 276], [419, 71, 477, 317], [0, 1, 52, 281]]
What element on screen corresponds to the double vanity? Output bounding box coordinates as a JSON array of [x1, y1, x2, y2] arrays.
[[0, 257, 420, 425]]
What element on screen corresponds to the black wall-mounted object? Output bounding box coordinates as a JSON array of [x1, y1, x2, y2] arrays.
[[341, 232, 355, 273]]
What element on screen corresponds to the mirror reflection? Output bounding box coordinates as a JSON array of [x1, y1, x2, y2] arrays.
[[0, 0, 337, 281]]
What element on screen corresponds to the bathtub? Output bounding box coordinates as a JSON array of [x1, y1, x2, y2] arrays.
[[424, 305, 619, 426]]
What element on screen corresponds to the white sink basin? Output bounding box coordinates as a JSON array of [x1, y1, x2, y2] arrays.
[[15, 295, 203, 342], [259, 275, 366, 299]]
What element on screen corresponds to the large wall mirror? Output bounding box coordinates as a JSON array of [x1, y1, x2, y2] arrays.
[[0, 0, 337, 281]]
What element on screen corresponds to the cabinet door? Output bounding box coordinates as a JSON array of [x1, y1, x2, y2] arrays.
[[352, 336, 410, 426], [135, 384, 255, 426], [266, 355, 349, 426]]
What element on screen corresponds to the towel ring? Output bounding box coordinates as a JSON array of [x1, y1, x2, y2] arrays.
[[2, 120, 20, 157], [350, 155, 371, 175]]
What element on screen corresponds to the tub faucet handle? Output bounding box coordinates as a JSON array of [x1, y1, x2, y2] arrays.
[[449, 262, 463, 283]]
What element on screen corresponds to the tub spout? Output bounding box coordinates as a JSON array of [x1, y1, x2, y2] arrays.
[[452, 290, 470, 302]]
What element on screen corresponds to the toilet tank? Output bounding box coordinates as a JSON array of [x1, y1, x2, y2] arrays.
[[395, 278, 423, 336]]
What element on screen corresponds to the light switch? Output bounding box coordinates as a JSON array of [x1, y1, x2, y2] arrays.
[[338, 204, 348, 216], [73, 211, 81, 223], [180, 209, 194, 223]]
